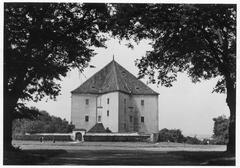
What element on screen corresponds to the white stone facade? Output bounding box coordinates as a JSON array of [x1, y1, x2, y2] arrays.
[[71, 92, 158, 134]]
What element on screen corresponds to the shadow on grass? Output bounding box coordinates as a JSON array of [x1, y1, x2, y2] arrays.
[[167, 151, 235, 166], [41, 150, 235, 166], [4, 149, 235, 165], [4, 149, 67, 165]]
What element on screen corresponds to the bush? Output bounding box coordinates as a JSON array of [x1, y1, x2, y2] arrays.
[[184, 136, 201, 144], [158, 128, 185, 143], [201, 138, 215, 145], [212, 115, 229, 145]]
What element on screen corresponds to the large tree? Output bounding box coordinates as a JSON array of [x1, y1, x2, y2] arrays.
[[4, 3, 110, 151], [111, 4, 236, 153]]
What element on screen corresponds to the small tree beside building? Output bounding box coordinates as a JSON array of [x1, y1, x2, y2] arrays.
[[212, 115, 229, 144]]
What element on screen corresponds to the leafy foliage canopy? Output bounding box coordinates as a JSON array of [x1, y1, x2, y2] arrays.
[[5, 3, 110, 118], [111, 4, 236, 91], [212, 115, 229, 144]]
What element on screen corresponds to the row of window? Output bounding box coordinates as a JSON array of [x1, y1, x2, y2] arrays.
[[85, 115, 101, 122], [85, 98, 145, 105], [125, 99, 145, 106], [85, 110, 110, 123], [128, 116, 144, 122], [85, 98, 110, 105], [84, 115, 144, 123], [85, 115, 102, 122]]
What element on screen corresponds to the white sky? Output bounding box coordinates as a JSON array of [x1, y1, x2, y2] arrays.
[[26, 38, 230, 137]]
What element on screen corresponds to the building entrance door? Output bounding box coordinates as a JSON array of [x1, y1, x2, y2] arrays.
[[75, 132, 82, 141]]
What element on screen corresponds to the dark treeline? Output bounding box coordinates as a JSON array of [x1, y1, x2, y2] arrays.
[[158, 115, 229, 145], [12, 108, 75, 135], [158, 128, 202, 144]]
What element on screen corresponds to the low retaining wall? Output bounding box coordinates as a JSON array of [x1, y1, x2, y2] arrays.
[[13, 133, 151, 142], [84, 134, 150, 142]]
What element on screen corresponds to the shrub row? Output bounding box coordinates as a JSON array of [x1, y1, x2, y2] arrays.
[[13, 134, 72, 141]]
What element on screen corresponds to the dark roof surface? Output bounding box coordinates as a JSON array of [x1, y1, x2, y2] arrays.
[[87, 123, 107, 133], [71, 60, 158, 95]]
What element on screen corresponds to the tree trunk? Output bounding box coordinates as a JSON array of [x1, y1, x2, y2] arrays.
[[4, 78, 20, 151], [225, 75, 236, 154], [3, 91, 18, 151], [3, 104, 14, 151]]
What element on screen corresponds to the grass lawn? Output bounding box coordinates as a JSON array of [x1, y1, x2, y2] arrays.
[[3, 140, 235, 165]]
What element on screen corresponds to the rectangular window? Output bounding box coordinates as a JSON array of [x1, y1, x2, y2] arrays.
[[141, 116, 144, 123], [141, 99, 144, 106], [107, 98, 110, 104], [107, 110, 109, 116], [85, 99, 89, 105], [130, 116, 133, 122], [124, 99, 126, 113], [98, 116, 101, 122], [85, 116, 89, 122], [124, 123, 126, 129]]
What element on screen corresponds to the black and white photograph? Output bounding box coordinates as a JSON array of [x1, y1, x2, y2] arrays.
[[2, 1, 238, 166]]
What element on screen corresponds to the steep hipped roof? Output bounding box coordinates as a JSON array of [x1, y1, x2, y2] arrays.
[[71, 60, 158, 95]]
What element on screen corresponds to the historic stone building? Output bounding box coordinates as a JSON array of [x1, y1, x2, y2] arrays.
[[71, 59, 159, 134]]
